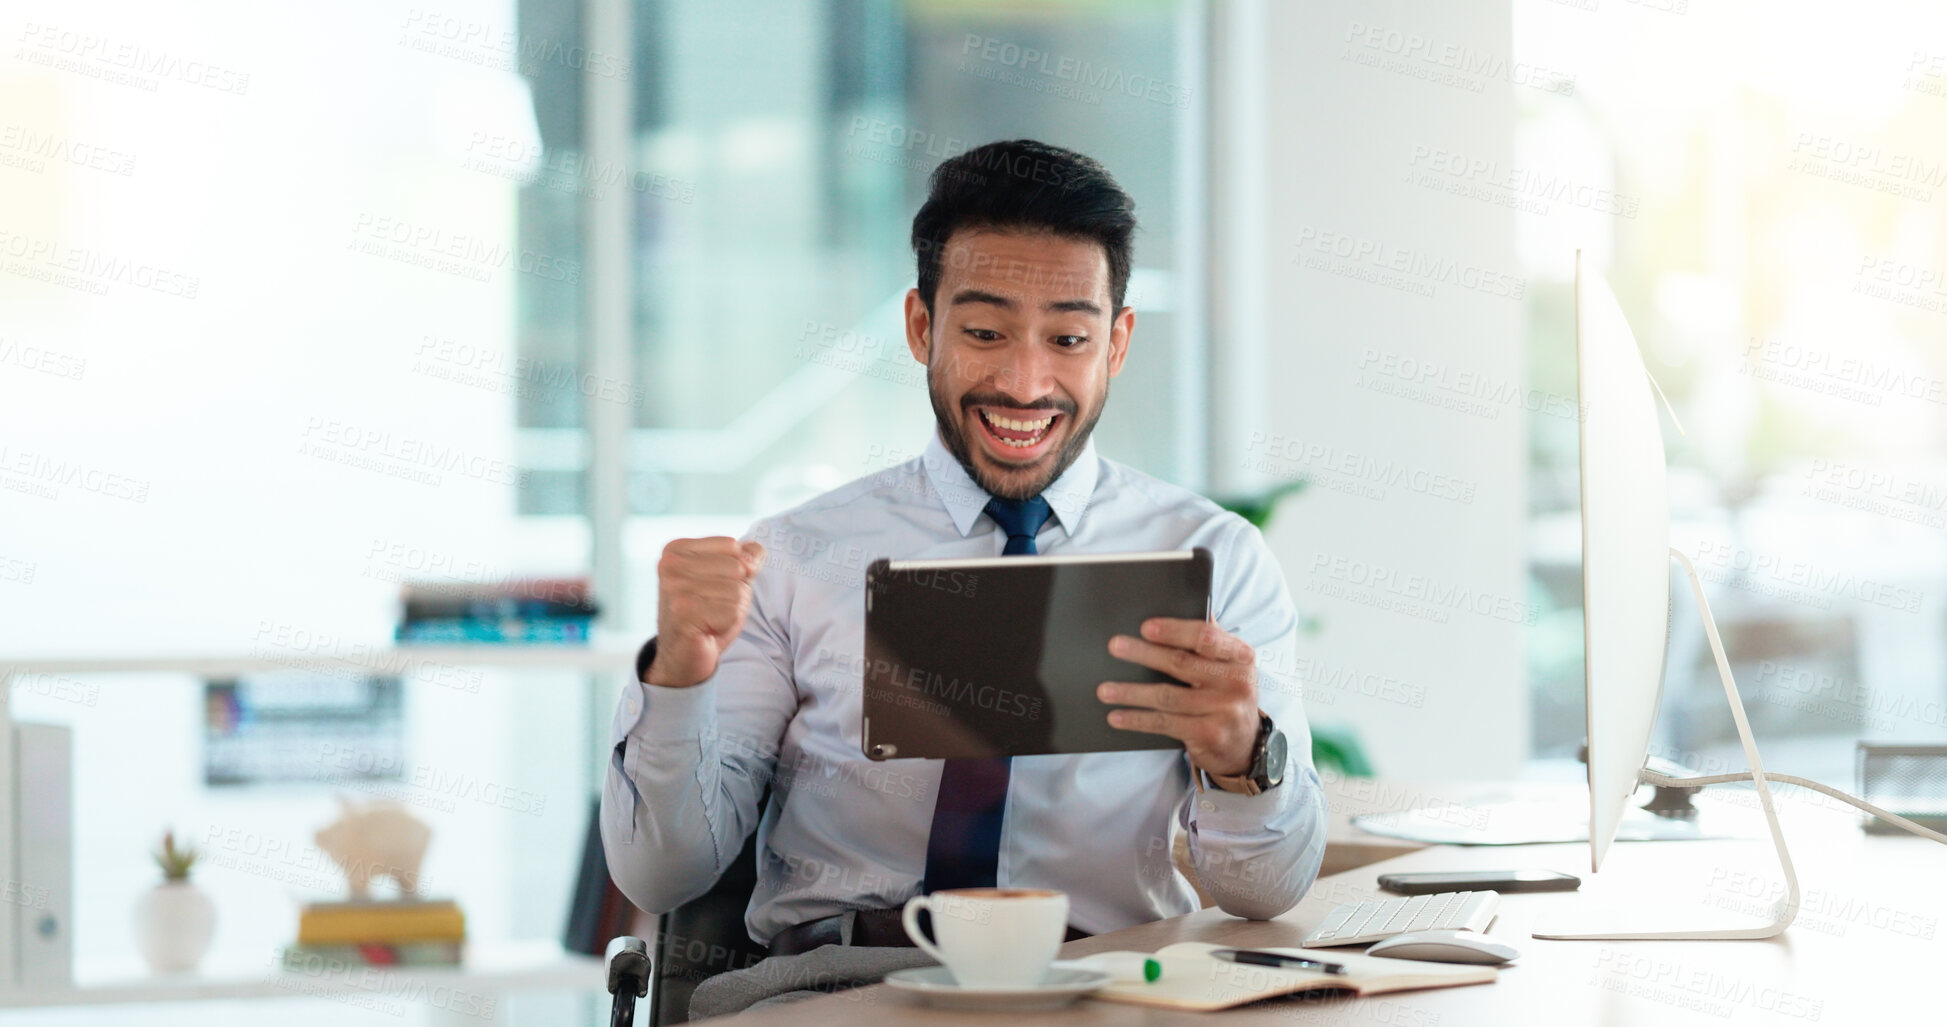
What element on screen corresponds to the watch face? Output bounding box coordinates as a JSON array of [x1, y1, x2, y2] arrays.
[[1261, 729, 1288, 786]]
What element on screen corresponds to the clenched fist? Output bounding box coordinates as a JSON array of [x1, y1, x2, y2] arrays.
[[646, 537, 766, 689]]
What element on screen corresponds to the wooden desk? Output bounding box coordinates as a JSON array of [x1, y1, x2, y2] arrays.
[[702, 792, 1947, 1024]]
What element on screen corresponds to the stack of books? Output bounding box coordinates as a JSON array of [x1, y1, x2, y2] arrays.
[[285, 898, 467, 967], [393, 578, 598, 644]]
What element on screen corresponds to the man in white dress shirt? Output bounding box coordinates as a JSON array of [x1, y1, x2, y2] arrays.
[[603, 140, 1327, 991]]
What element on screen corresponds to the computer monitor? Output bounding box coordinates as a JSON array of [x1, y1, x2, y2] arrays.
[[1572, 251, 1673, 876], [1535, 253, 1947, 941], [1532, 251, 1807, 941]]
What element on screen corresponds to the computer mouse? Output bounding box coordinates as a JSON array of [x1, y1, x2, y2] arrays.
[[1366, 930, 1519, 965]]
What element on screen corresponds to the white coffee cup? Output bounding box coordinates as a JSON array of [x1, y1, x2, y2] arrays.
[[901, 888, 1069, 988]]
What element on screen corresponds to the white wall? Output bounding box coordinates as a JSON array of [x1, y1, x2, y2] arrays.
[[1211, 0, 1528, 777]]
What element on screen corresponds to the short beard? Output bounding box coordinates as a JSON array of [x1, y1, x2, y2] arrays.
[[928, 360, 1105, 502]]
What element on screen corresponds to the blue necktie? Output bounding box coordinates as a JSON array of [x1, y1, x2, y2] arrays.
[[922, 495, 1053, 891]]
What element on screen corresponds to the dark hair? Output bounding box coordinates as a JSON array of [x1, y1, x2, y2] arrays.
[[911, 139, 1137, 314]]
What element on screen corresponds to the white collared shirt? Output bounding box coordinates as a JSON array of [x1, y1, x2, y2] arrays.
[[602, 430, 1328, 943]]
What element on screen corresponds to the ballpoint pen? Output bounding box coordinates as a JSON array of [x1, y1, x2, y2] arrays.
[[1208, 948, 1348, 975]]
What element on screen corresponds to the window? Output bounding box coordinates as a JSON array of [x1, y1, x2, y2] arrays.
[[512, 0, 1208, 530], [1517, 0, 1947, 784]]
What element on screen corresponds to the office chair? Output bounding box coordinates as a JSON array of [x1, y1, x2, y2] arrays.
[[572, 793, 769, 1025], [606, 936, 651, 1026], [645, 826, 768, 1025]]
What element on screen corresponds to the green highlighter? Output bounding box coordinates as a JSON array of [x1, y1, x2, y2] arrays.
[[1063, 953, 1163, 983]]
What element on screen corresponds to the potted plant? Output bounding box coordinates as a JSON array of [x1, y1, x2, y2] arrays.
[[1212, 479, 1369, 776], [132, 830, 216, 973]]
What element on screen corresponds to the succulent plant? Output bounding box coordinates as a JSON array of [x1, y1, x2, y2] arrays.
[[153, 830, 198, 882]]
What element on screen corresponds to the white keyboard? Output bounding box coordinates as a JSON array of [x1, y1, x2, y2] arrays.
[[1302, 890, 1501, 947]]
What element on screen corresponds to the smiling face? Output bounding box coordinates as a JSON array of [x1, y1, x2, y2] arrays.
[[904, 227, 1136, 501]]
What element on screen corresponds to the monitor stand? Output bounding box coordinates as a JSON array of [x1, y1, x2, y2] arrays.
[[1533, 548, 1947, 941], [1533, 549, 1798, 940], [1534, 549, 1947, 943]]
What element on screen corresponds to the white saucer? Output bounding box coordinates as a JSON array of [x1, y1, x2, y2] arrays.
[[883, 965, 1112, 1011]]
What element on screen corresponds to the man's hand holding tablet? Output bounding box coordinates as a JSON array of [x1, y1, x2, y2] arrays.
[[1099, 618, 1261, 778]]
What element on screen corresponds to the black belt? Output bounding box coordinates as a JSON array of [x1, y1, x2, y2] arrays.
[[769, 908, 1091, 957]]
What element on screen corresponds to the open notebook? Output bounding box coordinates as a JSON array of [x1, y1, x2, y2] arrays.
[[1085, 941, 1497, 1011]]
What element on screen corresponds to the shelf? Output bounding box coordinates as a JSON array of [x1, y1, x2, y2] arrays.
[[0, 940, 605, 1009], [0, 647, 639, 677], [0, 653, 638, 998]]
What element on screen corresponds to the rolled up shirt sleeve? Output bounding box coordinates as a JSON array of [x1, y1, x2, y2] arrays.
[[600, 544, 799, 915], [1179, 516, 1330, 920]]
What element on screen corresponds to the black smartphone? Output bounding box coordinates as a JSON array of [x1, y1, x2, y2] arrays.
[[1376, 870, 1582, 895]]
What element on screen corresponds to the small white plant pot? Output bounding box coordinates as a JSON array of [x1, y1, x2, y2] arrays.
[[134, 880, 216, 974]]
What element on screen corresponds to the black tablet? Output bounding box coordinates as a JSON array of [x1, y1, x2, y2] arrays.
[[859, 548, 1213, 760]]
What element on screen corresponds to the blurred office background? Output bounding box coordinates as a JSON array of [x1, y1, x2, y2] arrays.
[[4, 0, 1946, 1022]]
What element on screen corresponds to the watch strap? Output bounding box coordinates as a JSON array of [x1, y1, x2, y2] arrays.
[[1203, 766, 1264, 796], [1198, 712, 1273, 796]]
